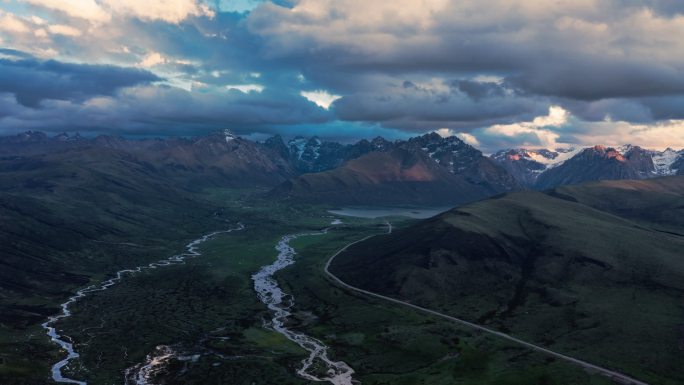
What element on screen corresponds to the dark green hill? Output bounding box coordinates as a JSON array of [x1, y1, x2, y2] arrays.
[[0, 145, 234, 379], [330, 176, 684, 385], [550, 177, 684, 231]]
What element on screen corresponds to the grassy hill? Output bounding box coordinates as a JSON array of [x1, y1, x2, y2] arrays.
[[330, 176, 684, 385], [0, 146, 233, 381], [551, 177, 684, 232]]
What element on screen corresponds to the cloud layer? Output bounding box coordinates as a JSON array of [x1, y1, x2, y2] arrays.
[[0, 0, 683, 150], [0, 52, 160, 107]]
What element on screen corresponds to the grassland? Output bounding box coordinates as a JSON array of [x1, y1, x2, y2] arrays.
[[331, 177, 684, 385], [0, 155, 222, 384], [17, 190, 611, 385]]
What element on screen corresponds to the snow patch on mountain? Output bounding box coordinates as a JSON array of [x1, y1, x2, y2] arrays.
[[411, 134, 480, 174], [652, 148, 682, 176], [492, 147, 581, 171], [494, 144, 683, 185], [547, 147, 582, 168], [618, 144, 682, 176], [288, 137, 312, 160], [224, 129, 237, 142]]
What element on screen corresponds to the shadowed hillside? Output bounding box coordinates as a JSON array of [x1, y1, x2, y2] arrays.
[[0, 144, 239, 379], [273, 134, 519, 205], [330, 176, 684, 385]]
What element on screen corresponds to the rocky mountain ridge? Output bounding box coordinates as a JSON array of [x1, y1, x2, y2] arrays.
[[272, 132, 520, 205], [492, 144, 683, 189], [2, 130, 682, 198]]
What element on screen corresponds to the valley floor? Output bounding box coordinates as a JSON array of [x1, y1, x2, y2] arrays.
[[5, 190, 613, 384]]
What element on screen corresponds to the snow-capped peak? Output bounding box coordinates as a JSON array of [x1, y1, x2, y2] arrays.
[[544, 147, 581, 168], [494, 144, 683, 177], [652, 148, 681, 176], [615, 144, 682, 176], [493, 147, 581, 170], [224, 129, 238, 142], [288, 136, 322, 161]]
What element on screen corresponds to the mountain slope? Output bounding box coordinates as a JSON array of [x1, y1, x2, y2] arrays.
[[490, 148, 580, 187], [536, 145, 646, 189], [273, 149, 466, 205], [94, 132, 297, 188], [330, 176, 684, 385], [0, 146, 224, 324], [550, 177, 684, 232], [0, 131, 296, 188], [273, 133, 519, 205], [0, 145, 242, 380], [493, 145, 684, 189]]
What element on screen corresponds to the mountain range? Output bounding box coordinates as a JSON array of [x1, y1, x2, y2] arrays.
[[2, 130, 683, 205], [492, 145, 683, 189], [273, 133, 519, 205]]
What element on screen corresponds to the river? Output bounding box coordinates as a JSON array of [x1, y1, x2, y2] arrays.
[[252, 226, 355, 385], [42, 224, 244, 384]]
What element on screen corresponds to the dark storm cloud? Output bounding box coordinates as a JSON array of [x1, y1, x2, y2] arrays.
[[0, 48, 33, 59], [247, 0, 684, 129], [640, 96, 684, 120], [624, 0, 684, 16], [509, 58, 684, 101], [2, 0, 684, 148], [455, 80, 507, 101], [333, 79, 547, 131], [0, 11, 330, 136], [562, 98, 654, 123], [0, 84, 333, 136], [0, 55, 161, 107]]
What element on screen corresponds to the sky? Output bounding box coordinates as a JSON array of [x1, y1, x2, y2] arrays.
[[1, 0, 684, 151]]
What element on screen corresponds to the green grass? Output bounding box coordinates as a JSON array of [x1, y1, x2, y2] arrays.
[[280, 227, 609, 385], [10, 195, 609, 384], [4, 177, 663, 384], [331, 180, 684, 385]]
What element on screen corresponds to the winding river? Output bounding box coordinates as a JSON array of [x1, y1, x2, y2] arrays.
[[42, 224, 244, 384], [252, 226, 355, 385]]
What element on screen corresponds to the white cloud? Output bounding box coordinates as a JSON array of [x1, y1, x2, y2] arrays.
[[465, 106, 684, 151], [434, 128, 453, 137], [137, 51, 198, 69], [457, 132, 480, 147], [486, 122, 561, 149], [472, 75, 504, 84], [23, 0, 111, 23], [0, 12, 30, 33], [21, 0, 213, 24], [301, 90, 341, 109], [574, 120, 684, 151], [30, 15, 46, 25], [47, 24, 82, 36], [34, 28, 48, 38], [532, 105, 570, 127], [435, 128, 481, 147], [226, 84, 264, 93], [139, 52, 166, 67], [102, 0, 214, 23], [33, 47, 59, 58], [473, 106, 569, 150]]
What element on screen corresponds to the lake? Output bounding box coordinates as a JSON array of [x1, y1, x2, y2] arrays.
[[328, 207, 450, 219]]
